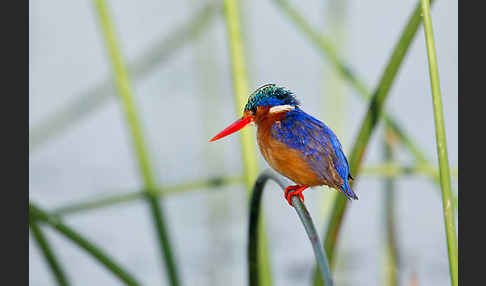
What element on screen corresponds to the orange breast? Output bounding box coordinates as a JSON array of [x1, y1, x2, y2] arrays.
[[256, 121, 322, 186]]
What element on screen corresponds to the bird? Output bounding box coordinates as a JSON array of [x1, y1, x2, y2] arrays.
[[209, 84, 358, 206]]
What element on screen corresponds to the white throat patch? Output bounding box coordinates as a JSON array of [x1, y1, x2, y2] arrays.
[[269, 105, 295, 114]]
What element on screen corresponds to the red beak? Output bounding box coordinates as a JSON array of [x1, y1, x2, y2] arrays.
[[209, 116, 253, 142]]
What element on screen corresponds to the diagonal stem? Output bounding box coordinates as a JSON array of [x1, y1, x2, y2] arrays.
[[29, 2, 219, 152], [93, 1, 180, 285], [29, 217, 71, 286], [52, 175, 242, 216], [30, 203, 140, 286]]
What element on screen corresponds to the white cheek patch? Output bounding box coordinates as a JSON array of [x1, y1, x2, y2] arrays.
[[269, 105, 295, 114]]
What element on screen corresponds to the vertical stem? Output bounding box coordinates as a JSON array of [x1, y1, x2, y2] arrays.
[[420, 0, 458, 285], [222, 0, 259, 189], [222, 1, 272, 285], [93, 1, 180, 285], [29, 218, 70, 286], [319, 0, 348, 225], [383, 129, 399, 286], [192, 2, 232, 282]]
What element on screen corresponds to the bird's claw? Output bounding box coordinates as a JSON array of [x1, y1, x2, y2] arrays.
[[284, 185, 308, 207]]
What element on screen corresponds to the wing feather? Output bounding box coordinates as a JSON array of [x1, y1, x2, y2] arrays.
[[270, 109, 347, 188]]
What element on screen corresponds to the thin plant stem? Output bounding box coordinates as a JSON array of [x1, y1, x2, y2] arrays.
[[222, 0, 259, 189], [248, 170, 333, 286], [313, 2, 434, 285], [222, 0, 272, 285], [318, 0, 348, 230], [30, 203, 140, 286], [420, 0, 458, 284], [53, 176, 242, 216], [362, 162, 458, 179], [29, 2, 219, 152], [382, 129, 399, 286], [29, 217, 70, 286], [364, 163, 458, 210], [93, 1, 179, 285], [193, 5, 234, 283]]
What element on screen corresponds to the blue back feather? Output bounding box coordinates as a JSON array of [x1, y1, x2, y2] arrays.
[[270, 108, 357, 199]]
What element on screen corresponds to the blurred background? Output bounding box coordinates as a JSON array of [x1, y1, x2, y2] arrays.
[[29, 0, 457, 285]]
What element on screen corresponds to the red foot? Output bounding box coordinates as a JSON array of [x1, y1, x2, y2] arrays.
[[284, 185, 309, 207]]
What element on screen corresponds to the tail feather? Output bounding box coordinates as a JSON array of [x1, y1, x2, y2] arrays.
[[341, 180, 358, 200]]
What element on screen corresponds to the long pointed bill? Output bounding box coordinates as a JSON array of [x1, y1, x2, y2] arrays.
[[209, 116, 253, 142]]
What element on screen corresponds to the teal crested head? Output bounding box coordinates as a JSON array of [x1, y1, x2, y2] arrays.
[[244, 84, 300, 114]]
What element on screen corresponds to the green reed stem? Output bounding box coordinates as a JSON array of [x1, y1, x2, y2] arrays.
[[364, 163, 458, 209], [382, 129, 399, 286], [313, 2, 433, 285], [30, 203, 140, 286], [317, 0, 348, 229], [420, 0, 458, 284], [222, 0, 260, 189], [29, 217, 70, 286], [362, 163, 458, 179], [29, 2, 218, 152], [53, 175, 242, 216], [222, 1, 272, 285], [248, 170, 333, 286], [93, 1, 179, 285]]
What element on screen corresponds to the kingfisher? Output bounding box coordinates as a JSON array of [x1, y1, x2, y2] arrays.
[[210, 84, 358, 206]]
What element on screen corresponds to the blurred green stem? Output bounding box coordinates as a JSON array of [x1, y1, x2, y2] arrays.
[[248, 170, 333, 286], [318, 0, 348, 230], [93, 1, 179, 285], [362, 162, 458, 179], [30, 203, 140, 286], [222, 0, 259, 188], [420, 0, 458, 285], [29, 217, 70, 286], [53, 175, 242, 216], [313, 2, 434, 285], [222, 0, 272, 285], [29, 2, 219, 152], [383, 129, 399, 286]]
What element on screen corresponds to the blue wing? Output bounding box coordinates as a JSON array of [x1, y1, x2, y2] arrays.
[[270, 108, 357, 200]]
